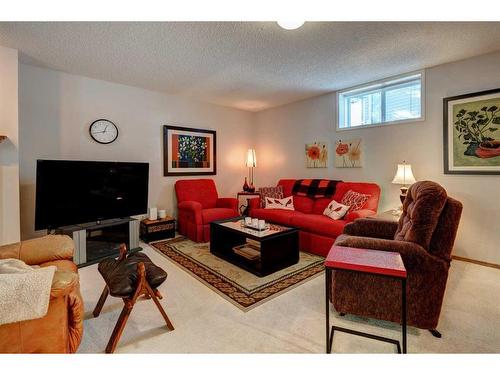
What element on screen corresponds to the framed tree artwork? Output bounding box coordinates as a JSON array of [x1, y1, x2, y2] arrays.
[[444, 88, 500, 174], [163, 125, 216, 176]]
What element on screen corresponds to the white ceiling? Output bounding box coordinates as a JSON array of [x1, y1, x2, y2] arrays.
[[1, 22, 500, 112]]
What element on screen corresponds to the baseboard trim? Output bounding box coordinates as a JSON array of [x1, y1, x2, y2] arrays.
[[452, 255, 500, 270]]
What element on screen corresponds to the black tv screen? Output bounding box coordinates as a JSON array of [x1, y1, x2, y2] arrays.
[[35, 160, 149, 230]]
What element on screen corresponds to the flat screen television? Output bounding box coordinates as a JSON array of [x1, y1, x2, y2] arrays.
[[35, 160, 149, 230]]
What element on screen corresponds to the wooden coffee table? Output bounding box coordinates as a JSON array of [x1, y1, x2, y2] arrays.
[[210, 217, 299, 277], [325, 245, 408, 354]]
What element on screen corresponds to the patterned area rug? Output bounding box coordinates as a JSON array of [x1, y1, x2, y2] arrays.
[[151, 237, 324, 311]]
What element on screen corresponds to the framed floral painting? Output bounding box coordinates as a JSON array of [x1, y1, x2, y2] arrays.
[[163, 125, 216, 176], [305, 142, 328, 168], [444, 88, 500, 174], [335, 138, 362, 168]]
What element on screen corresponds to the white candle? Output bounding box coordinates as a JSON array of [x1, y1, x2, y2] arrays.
[[158, 209, 167, 219], [149, 207, 158, 221]]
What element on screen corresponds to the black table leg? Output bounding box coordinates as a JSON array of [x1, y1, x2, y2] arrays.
[[325, 268, 331, 354], [402, 278, 407, 354]]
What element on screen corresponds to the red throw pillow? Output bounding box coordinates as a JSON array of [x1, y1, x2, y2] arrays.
[[341, 190, 370, 212]]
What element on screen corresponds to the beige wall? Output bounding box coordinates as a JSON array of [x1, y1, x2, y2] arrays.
[[19, 64, 255, 239], [254, 51, 500, 265], [0, 45, 20, 245]]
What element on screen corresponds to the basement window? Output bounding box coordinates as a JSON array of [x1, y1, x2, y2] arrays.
[[337, 71, 425, 130]]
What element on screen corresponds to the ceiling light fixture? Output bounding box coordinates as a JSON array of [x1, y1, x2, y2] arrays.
[[277, 21, 305, 30]]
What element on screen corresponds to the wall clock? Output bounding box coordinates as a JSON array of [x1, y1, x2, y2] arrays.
[[89, 119, 119, 144]]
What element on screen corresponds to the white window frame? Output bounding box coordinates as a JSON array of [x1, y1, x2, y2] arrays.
[[336, 70, 426, 131]]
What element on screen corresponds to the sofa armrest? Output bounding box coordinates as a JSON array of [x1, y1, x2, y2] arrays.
[[1, 235, 75, 266], [49, 270, 80, 299], [247, 197, 261, 210], [216, 197, 238, 211], [67, 287, 84, 353], [334, 236, 439, 271], [344, 209, 377, 223], [343, 218, 399, 240], [178, 201, 203, 224]]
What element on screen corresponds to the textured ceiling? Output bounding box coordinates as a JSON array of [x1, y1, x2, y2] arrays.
[[1, 22, 500, 112]]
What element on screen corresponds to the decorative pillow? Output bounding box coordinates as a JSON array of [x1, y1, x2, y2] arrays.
[[341, 190, 370, 212], [323, 199, 350, 220], [264, 196, 295, 211], [258, 186, 284, 208]]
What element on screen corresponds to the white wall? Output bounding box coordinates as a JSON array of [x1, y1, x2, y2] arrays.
[[254, 51, 500, 265], [0, 46, 20, 245], [17, 52, 500, 264], [19, 64, 255, 239]]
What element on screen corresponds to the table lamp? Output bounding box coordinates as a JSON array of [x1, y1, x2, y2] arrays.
[[392, 161, 416, 203], [245, 149, 257, 192]]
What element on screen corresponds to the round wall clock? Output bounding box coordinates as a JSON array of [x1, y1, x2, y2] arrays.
[[89, 119, 119, 144]]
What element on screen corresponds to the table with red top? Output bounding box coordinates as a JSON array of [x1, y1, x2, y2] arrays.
[[325, 245, 408, 354]]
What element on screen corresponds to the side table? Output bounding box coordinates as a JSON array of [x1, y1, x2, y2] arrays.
[[140, 216, 176, 243], [325, 245, 408, 353], [237, 191, 260, 216]]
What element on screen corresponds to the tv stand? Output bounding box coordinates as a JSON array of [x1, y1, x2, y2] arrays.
[[55, 217, 141, 267]]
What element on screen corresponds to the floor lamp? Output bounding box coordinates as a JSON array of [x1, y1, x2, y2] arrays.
[[246, 149, 256, 192]]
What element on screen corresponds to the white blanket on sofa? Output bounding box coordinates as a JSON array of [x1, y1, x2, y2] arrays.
[[0, 258, 56, 325]]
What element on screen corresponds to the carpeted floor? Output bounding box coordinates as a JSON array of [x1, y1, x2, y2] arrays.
[[151, 237, 324, 310], [77, 242, 500, 353]]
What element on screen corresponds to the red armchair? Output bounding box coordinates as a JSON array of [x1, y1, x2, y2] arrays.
[[175, 179, 239, 242]]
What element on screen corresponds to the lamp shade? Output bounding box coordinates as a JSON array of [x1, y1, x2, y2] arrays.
[[246, 149, 257, 168], [392, 163, 416, 185]]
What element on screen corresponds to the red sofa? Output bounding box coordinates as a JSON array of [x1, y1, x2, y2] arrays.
[[248, 179, 380, 256], [175, 179, 239, 242]]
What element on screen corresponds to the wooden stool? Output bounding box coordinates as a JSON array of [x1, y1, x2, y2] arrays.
[[93, 244, 174, 353]]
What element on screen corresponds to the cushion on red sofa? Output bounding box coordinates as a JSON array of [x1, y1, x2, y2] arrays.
[[341, 190, 371, 212], [277, 179, 296, 197], [293, 195, 314, 213], [259, 186, 284, 207], [201, 208, 238, 223], [323, 199, 350, 220], [264, 196, 295, 210], [333, 182, 381, 212], [290, 214, 346, 238], [250, 208, 302, 226]]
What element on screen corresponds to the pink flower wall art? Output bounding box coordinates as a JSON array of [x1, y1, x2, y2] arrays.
[[335, 138, 363, 168], [305, 142, 328, 168]]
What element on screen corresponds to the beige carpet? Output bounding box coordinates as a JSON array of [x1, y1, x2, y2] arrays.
[[77, 243, 500, 353], [151, 237, 324, 310]]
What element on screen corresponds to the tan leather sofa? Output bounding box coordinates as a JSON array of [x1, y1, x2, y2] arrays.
[[0, 235, 84, 353]]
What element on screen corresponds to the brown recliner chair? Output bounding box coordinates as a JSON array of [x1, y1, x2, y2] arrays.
[[330, 181, 462, 336], [0, 235, 84, 353]]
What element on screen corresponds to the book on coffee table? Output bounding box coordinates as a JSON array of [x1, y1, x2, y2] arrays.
[[232, 243, 261, 260]]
